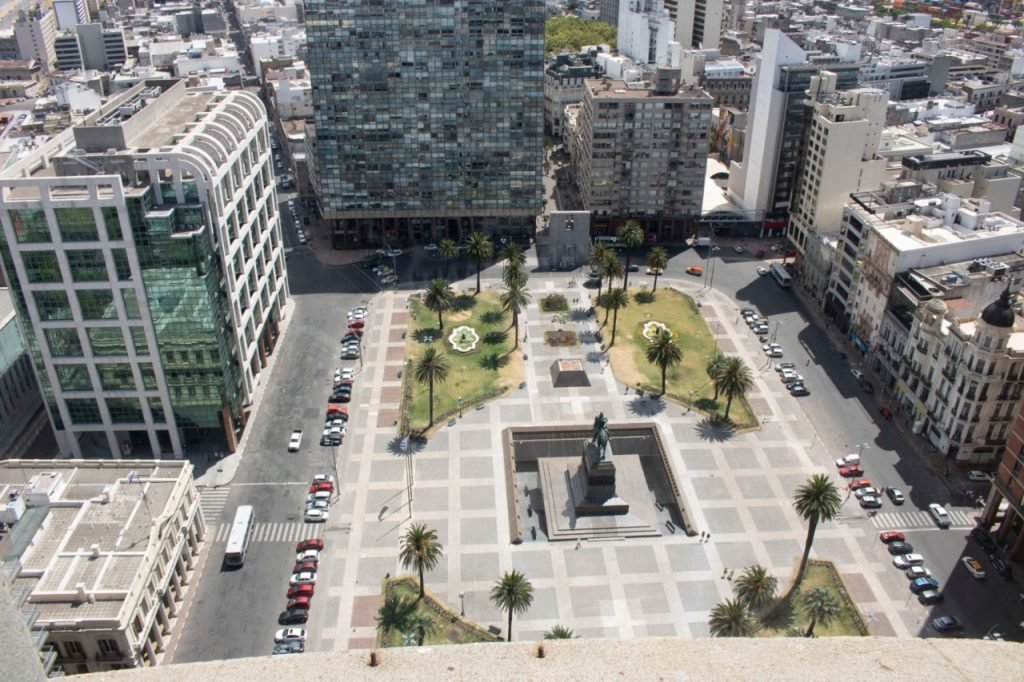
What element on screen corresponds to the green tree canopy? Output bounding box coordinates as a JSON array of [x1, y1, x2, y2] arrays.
[[545, 16, 617, 55]]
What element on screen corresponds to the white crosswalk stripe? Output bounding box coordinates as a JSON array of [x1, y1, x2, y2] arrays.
[[871, 509, 975, 529], [198, 487, 231, 523], [207, 521, 323, 545]]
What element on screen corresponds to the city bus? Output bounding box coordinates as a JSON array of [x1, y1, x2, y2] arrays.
[[770, 263, 792, 288], [224, 505, 255, 568]]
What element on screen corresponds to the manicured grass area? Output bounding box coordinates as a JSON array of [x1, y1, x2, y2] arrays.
[[377, 578, 499, 647], [406, 292, 522, 432], [603, 287, 757, 428], [760, 561, 868, 637]]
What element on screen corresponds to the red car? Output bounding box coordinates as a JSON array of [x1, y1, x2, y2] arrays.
[[325, 406, 348, 420], [850, 478, 872, 490], [287, 583, 315, 599], [309, 481, 334, 493], [296, 538, 324, 553], [343, 327, 364, 337], [286, 596, 312, 610], [292, 560, 318, 574], [347, 319, 365, 329], [839, 465, 864, 478], [879, 530, 905, 544]]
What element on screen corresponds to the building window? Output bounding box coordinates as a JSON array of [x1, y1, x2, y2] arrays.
[[96, 363, 135, 390], [97, 638, 120, 656], [56, 364, 92, 391], [45, 328, 83, 357], [106, 398, 143, 423], [139, 363, 157, 390], [66, 398, 102, 424], [62, 640, 85, 659], [55, 207, 99, 241], [130, 327, 148, 355], [77, 289, 116, 319], [103, 207, 123, 240], [22, 251, 62, 283], [67, 249, 109, 282], [9, 208, 51, 243], [112, 249, 132, 281], [148, 397, 166, 424], [87, 327, 127, 356], [33, 290, 72, 321], [122, 289, 141, 319]]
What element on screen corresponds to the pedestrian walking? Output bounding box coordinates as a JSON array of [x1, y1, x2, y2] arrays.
[[706, 532, 711, 542]]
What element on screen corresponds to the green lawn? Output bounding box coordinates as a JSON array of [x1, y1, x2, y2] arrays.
[[377, 578, 499, 647], [405, 292, 522, 433], [760, 561, 868, 637], [604, 287, 757, 428]]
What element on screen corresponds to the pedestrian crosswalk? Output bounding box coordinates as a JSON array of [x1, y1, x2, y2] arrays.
[[870, 508, 975, 530], [198, 487, 231, 523], [210, 521, 324, 545]]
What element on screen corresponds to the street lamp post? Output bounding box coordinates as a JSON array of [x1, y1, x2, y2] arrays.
[[459, 590, 465, 617], [858, 442, 868, 457], [687, 390, 694, 413], [458, 396, 463, 418]]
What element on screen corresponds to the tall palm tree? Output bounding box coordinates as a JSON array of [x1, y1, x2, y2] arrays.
[[800, 587, 841, 638], [437, 238, 458, 280], [543, 625, 576, 639], [604, 287, 629, 343], [708, 599, 758, 637], [645, 329, 683, 395], [733, 564, 778, 615], [398, 523, 444, 599], [600, 252, 624, 298], [783, 475, 842, 603], [489, 569, 534, 642], [646, 246, 668, 292], [466, 231, 493, 294], [499, 283, 531, 350], [705, 352, 727, 399], [423, 278, 454, 331], [375, 593, 419, 642], [499, 242, 525, 269], [587, 243, 612, 290], [413, 347, 450, 426], [616, 220, 644, 289], [716, 356, 753, 419], [502, 262, 527, 290]]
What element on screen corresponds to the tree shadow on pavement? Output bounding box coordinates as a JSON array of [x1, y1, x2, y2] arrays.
[[695, 418, 735, 442], [386, 435, 427, 458], [627, 395, 667, 417]]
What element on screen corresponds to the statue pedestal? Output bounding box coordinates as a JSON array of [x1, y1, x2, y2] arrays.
[[574, 443, 629, 516]]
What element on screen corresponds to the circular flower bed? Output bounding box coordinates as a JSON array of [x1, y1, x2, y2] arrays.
[[448, 325, 480, 353], [641, 321, 672, 341]]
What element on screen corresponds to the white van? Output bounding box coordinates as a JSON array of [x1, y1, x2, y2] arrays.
[[928, 503, 951, 528], [835, 454, 860, 468]]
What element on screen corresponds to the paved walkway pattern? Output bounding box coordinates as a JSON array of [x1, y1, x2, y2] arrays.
[[311, 264, 970, 649]]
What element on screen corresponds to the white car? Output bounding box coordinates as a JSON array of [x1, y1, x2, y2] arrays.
[[928, 503, 951, 528], [304, 508, 329, 523], [733, 245, 745, 254], [424, 243, 439, 253], [835, 454, 860, 468], [854, 487, 879, 499], [274, 628, 307, 643], [893, 553, 925, 569], [905, 566, 932, 580], [288, 430, 302, 452], [336, 367, 355, 381], [313, 473, 336, 485], [646, 267, 663, 275], [757, 266, 769, 276], [296, 549, 320, 563], [850, 368, 864, 382], [961, 556, 986, 579], [967, 470, 990, 482], [290, 571, 317, 585]]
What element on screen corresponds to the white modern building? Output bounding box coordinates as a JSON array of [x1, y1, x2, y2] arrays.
[[0, 79, 289, 458], [0, 459, 204, 673], [674, 0, 724, 51], [617, 0, 678, 66], [13, 5, 57, 72]]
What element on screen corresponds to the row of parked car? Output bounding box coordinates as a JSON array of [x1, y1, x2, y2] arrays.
[[322, 374, 351, 445], [303, 473, 334, 524], [273, 534, 329, 654], [339, 306, 367, 363], [881, 533, 947, 606], [287, 198, 308, 246]]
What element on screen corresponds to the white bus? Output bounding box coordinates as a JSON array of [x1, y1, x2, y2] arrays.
[[224, 505, 255, 568], [593, 235, 622, 249], [770, 263, 792, 288]]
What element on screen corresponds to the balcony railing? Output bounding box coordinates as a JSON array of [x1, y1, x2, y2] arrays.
[[95, 650, 127, 663]]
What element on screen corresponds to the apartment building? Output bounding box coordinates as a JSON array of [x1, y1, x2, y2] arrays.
[[0, 79, 289, 458], [986, 396, 1024, 561], [13, 5, 56, 72], [674, 0, 724, 51], [573, 71, 712, 240], [305, 0, 544, 247], [544, 49, 604, 139], [0, 459, 204, 673]]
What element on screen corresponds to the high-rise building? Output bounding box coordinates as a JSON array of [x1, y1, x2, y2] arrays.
[[0, 80, 289, 459], [573, 70, 712, 240], [986, 390, 1024, 561], [675, 0, 724, 50], [13, 5, 57, 73], [0, 288, 46, 459], [305, 0, 545, 247]]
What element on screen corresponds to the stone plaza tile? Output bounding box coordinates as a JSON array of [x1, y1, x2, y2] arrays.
[[841, 571, 877, 604], [459, 484, 496, 511], [459, 516, 498, 546], [675, 579, 721, 611], [350, 595, 380, 628], [734, 475, 777, 500], [370, 458, 408, 483], [722, 449, 762, 471], [614, 545, 659, 575], [632, 622, 679, 637], [379, 385, 402, 403], [376, 407, 400, 428], [690, 476, 732, 501], [762, 446, 803, 468], [623, 582, 672, 618], [761, 538, 803, 569], [458, 428, 495, 450], [510, 550, 555, 580], [713, 541, 759, 571], [569, 584, 615, 618], [663, 542, 711, 573], [411, 485, 449, 513], [355, 555, 395, 586], [672, 422, 714, 445], [521, 586, 561, 620], [388, 327, 405, 343], [385, 345, 405, 361], [562, 546, 609, 577], [810, 536, 856, 565], [574, 626, 623, 639], [459, 551, 501, 583], [414, 457, 451, 481], [458, 456, 494, 480], [499, 402, 534, 424], [677, 447, 718, 470], [749, 504, 790, 533]]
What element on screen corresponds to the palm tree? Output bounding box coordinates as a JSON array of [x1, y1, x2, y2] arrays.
[[413, 347, 450, 426], [489, 569, 534, 642], [543, 625, 576, 639], [705, 352, 727, 399], [375, 593, 419, 642], [716, 356, 753, 419], [800, 587, 841, 637], [587, 243, 612, 290], [604, 287, 630, 344], [502, 262, 527, 290], [438, 238, 458, 280], [645, 329, 683, 395], [599, 252, 624, 298], [783, 475, 842, 603], [398, 523, 444, 599], [708, 599, 758, 637], [499, 283, 531, 350], [733, 565, 778, 615], [499, 242, 525, 269], [616, 220, 644, 289], [466, 231, 493, 294], [423, 278, 454, 331], [646, 246, 668, 292]]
